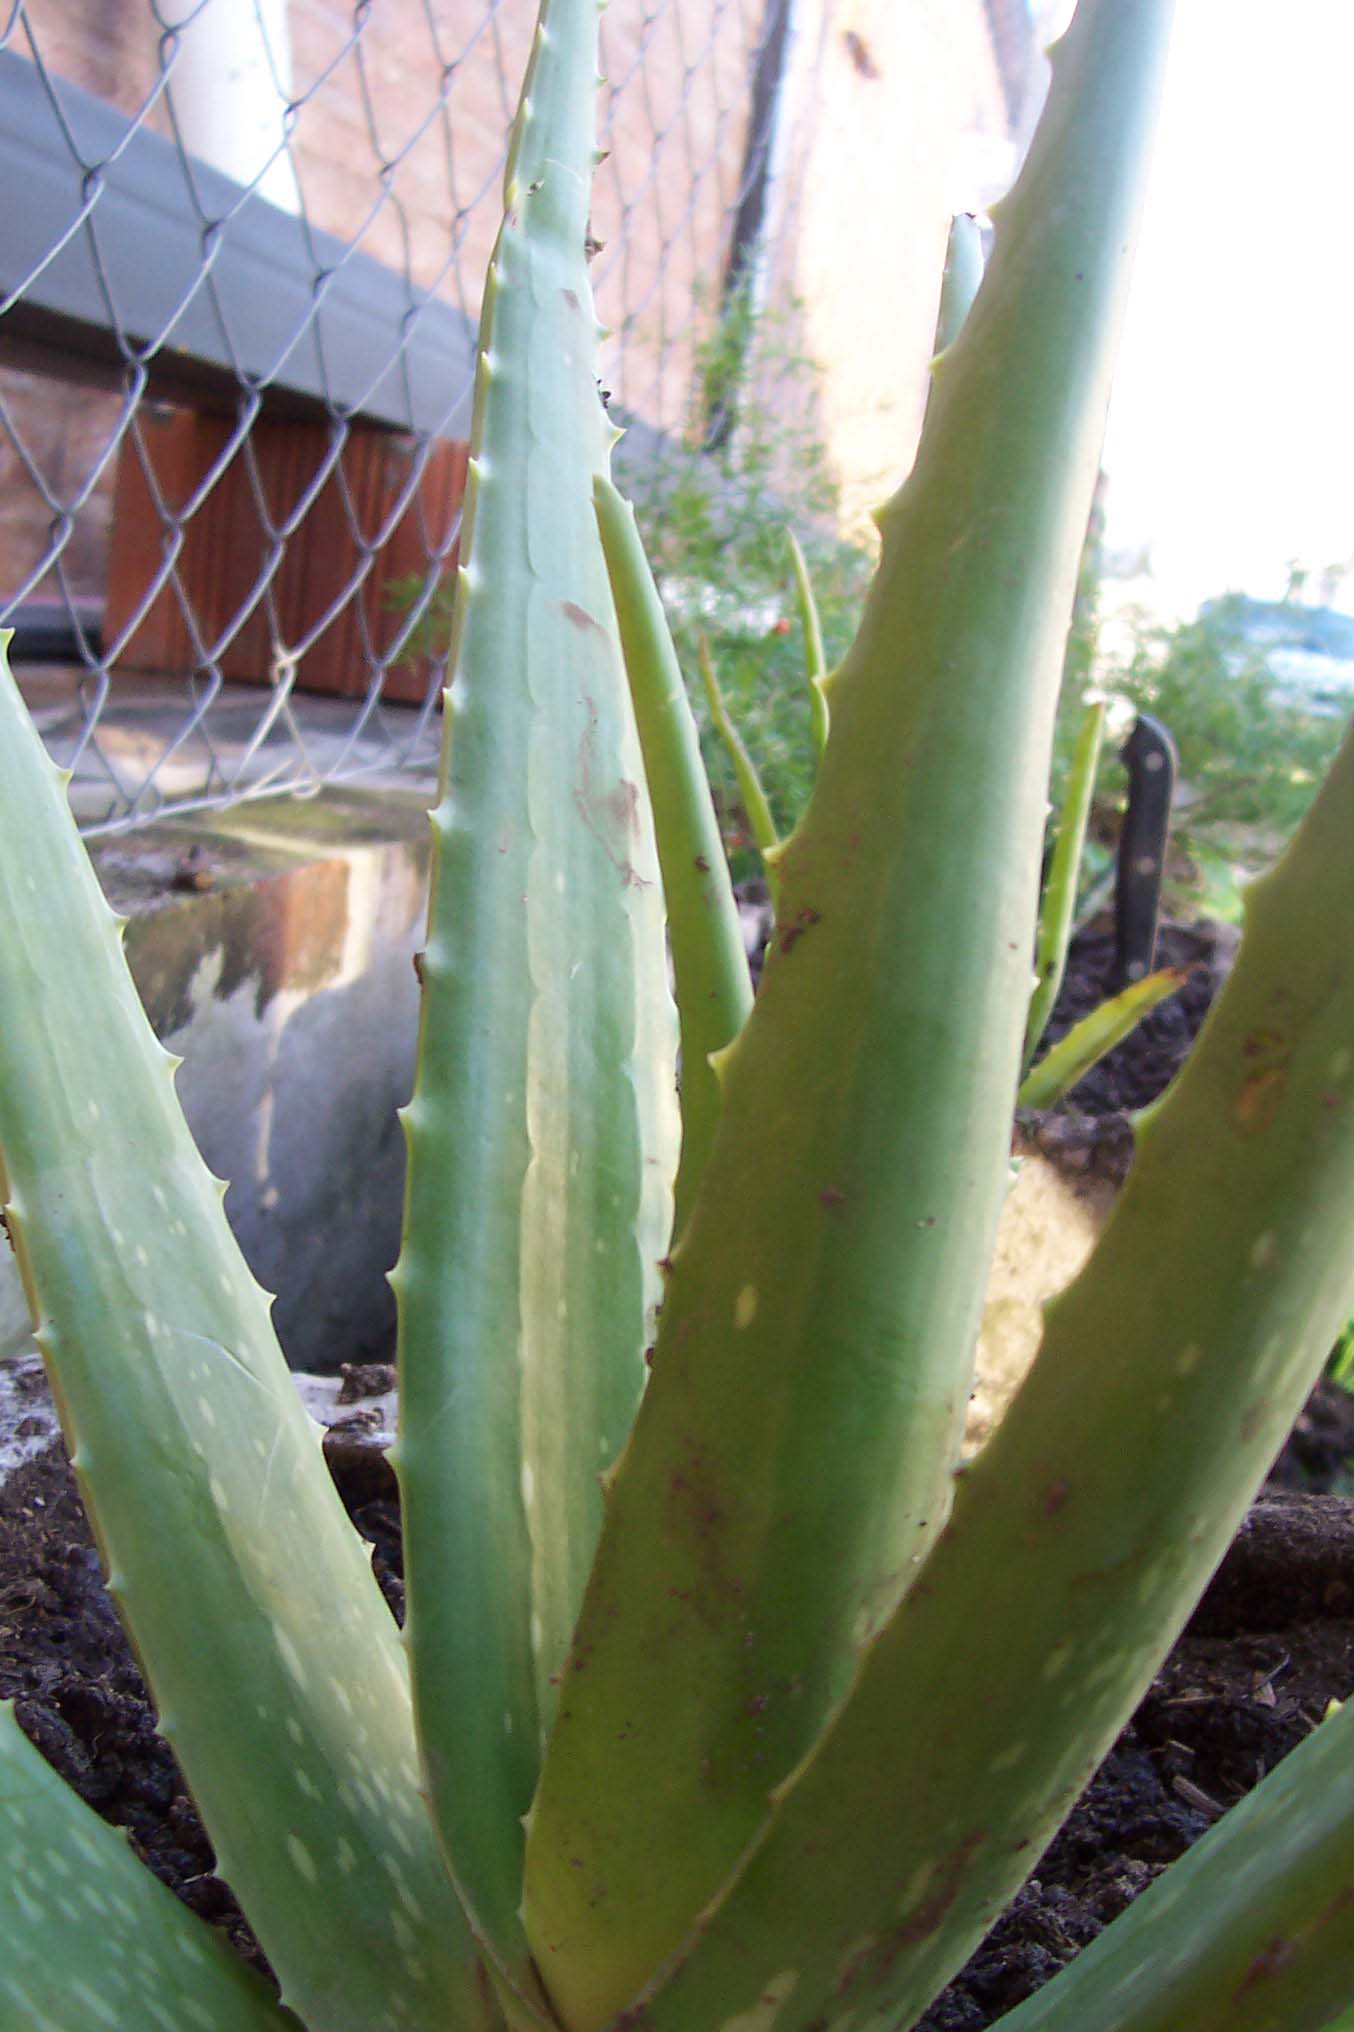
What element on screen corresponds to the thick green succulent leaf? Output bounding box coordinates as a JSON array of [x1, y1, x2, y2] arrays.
[[1017, 963, 1187, 1109], [932, 210, 985, 358], [697, 636, 781, 893], [596, 473, 752, 1241], [522, 4, 1175, 2024], [993, 1693, 1354, 2032], [0, 640, 493, 2032], [1024, 695, 1107, 1069], [622, 708, 1354, 2031], [0, 1701, 299, 2032], [786, 529, 830, 760], [393, 0, 676, 1984]]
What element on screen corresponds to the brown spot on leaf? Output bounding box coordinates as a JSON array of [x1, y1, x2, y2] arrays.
[[574, 695, 651, 889], [605, 779, 641, 836], [1243, 1026, 1286, 1060], [1233, 1936, 1294, 1997], [1235, 1067, 1285, 1133], [778, 904, 821, 955], [562, 600, 605, 635], [1042, 1480, 1071, 1518], [838, 1831, 987, 1998]]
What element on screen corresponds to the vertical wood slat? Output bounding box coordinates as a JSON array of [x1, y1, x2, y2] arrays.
[[104, 408, 467, 702]]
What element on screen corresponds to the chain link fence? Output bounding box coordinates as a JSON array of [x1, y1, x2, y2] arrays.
[[0, 0, 806, 833]]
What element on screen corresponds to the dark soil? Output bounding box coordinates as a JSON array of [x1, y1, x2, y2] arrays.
[[2, 914, 1352, 2026], [1034, 917, 1238, 1115]]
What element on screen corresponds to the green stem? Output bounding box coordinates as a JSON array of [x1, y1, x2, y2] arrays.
[[697, 633, 782, 903], [596, 474, 753, 1240], [1024, 694, 1107, 1071]]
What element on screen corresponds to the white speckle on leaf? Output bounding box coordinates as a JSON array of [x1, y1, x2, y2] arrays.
[[718, 1968, 800, 2032], [735, 1284, 758, 1329], [287, 1833, 318, 1884], [1250, 1232, 1277, 1269], [897, 1859, 934, 1916], [276, 1629, 308, 1690], [1042, 1641, 1072, 1682]]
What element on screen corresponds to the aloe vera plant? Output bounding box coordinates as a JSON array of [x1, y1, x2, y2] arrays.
[[3, 2, 1354, 2029]]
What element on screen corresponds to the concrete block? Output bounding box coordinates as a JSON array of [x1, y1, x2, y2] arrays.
[[0, 786, 432, 1371]]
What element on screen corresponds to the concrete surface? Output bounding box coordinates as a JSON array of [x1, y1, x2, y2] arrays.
[[0, 779, 434, 1371]]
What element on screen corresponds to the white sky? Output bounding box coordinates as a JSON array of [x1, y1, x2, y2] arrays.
[[1041, 0, 1354, 618]]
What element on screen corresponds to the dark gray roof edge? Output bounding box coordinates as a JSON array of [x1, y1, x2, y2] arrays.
[[0, 48, 477, 434]]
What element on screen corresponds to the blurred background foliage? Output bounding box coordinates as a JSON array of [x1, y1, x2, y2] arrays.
[[393, 298, 1350, 919]]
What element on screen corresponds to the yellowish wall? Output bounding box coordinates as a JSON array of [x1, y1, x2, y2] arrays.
[[772, 0, 1022, 530]]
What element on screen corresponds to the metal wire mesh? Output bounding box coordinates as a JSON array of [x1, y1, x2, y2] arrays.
[[0, 0, 796, 833]]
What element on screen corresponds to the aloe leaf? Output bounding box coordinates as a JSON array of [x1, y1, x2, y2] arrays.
[[393, 0, 676, 1984], [1017, 962, 1187, 1109], [0, 1701, 299, 2032], [786, 528, 830, 760], [626, 688, 1354, 2032], [697, 635, 782, 897], [993, 1694, 1354, 2032], [933, 210, 985, 358], [0, 638, 494, 2032], [595, 473, 752, 1240], [521, 4, 1174, 2024], [1024, 694, 1108, 1069]]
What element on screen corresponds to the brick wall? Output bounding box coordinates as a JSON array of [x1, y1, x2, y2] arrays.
[[0, 366, 124, 609]]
